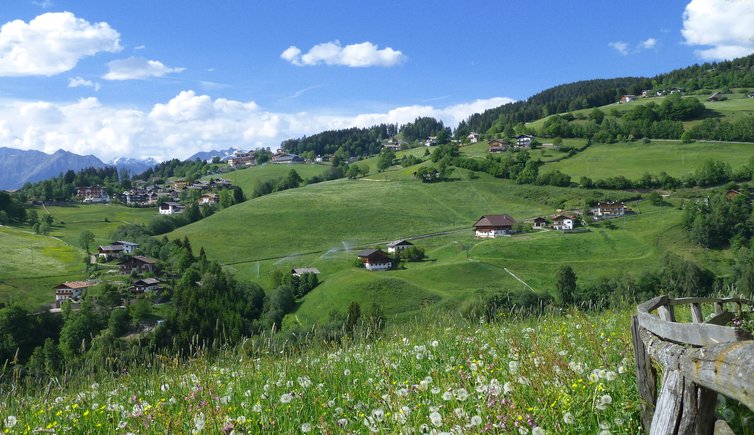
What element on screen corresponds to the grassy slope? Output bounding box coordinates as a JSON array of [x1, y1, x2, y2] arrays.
[[527, 92, 754, 131], [171, 151, 710, 324], [1, 204, 155, 308], [3, 309, 644, 434], [218, 163, 331, 193], [543, 140, 754, 180], [0, 226, 82, 308]]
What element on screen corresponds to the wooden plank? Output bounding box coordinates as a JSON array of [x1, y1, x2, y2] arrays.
[[637, 312, 751, 346], [690, 303, 703, 323], [713, 419, 735, 435], [650, 370, 684, 435], [631, 316, 657, 431], [638, 295, 669, 314], [668, 297, 751, 306], [658, 305, 675, 322], [705, 311, 734, 326], [641, 329, 754, 411], [677, 379, 716, 435]]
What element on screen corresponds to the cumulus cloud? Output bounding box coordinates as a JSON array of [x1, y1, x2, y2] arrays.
[[0, 93, 512, 161], [68, 76, 101, 91], [608, 41, 630, 55], [682, 0, 754, 60], [640, 38, 657, 49], [281, 41, 406, 67], [103, 57, 185, 80], [0, 12, 121, 76]]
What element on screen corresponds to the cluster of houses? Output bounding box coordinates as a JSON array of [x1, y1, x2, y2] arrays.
[[227, 149, 306, 168], [487, 135, 534, 153], [76, 186, 110, 204], [621, 88, 686, 103], [118, 178, 232, 213], [471, 201, 629, 239], [55, 240, 162, 309], [356, 240, 415, 271]]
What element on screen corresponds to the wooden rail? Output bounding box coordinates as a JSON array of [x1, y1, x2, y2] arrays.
[[631, 296, 753, 434]]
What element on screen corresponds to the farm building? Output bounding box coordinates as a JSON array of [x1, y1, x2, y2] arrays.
[[357, 249, 392, 271], [473, 214, 516, 238], [291, 267, 320, 277], [552, 215, 575, 231], [532, 217, 548, 229], [387, 240, 414, 253], [120, 255, 157, 274], [593, 201, 627, 218], [131, 278, 161, 293], [54, 281, 94, 307], [159, 202, 184, 215], [112, 241, 139, 254], [97, 244, 125, 260]]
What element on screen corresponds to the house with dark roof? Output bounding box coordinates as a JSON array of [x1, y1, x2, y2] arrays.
[[532, 216, 548, 229], [387, 240, 414, 254], [120, 255, 157, 274], [98, 244, 125, 260], [473, 214, 516, 238], [131, 278, 161, 293], [357, 249, 392, 271], [159, 202, 184, 215], [291, 267, 320, 277], [467, 132, 480, 143], [112, 241, 139, 254], [272, 154, 304, 164], [593, 201, 627, 218]]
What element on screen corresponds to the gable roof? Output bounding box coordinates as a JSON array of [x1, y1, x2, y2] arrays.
[[98, 244, 125, 252], [357, 248, 382, 257], [134, 278, 161, 285], [551, 215, 573, 221], [55, 281, 94, 290], [474, 214, 516, 228], [121, 255, 157, 265], [387, 239, 414, 248], [113, 241, 138, 247], [292, 267, 320, 275]]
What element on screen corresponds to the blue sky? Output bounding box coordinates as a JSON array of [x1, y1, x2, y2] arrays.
[[0, 0, 752, 160]]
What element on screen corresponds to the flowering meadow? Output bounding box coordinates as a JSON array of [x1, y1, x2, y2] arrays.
[[1, 309, 642, 434]]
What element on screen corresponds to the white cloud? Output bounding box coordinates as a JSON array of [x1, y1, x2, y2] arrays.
[[0, 93, 512, 161], [608, 41, 630, 55], [0, 12, 121, 76], [640, 38, 657, 49], [103, 57, 185, 80], [281, 41, 406, 67], [682, 0, 754, 60], [68, 76, 101, 91]]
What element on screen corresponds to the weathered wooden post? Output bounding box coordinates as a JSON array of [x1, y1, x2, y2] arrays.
[[633, 296, 753, 435]]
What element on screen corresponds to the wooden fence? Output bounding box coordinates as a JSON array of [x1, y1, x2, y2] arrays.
[[631, 295, 753, 434]]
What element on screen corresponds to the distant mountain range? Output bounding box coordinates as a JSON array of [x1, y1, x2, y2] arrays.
[[0, 146, 250, 190], [185, 147, 242, 162], [0, 147, 159, 190]]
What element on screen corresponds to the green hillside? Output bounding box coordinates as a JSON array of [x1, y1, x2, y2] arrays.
[[542, 140, 754, 180], [218, 162, 332, 193], [0, 226, 82, 308]]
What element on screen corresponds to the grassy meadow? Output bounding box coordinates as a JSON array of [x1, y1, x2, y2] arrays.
[[543, 140, 754, 180], [218, 162, 332, 193], [0, 226, 83, 308], [1, 308, 648, 434]]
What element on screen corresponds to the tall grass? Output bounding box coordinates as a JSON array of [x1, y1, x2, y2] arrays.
[[0, 308, 644, 433]]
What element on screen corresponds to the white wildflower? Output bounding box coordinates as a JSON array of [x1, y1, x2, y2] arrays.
[[430, 411, 442, 427], [455, 388, 469, 401], [280, 393, 293, 404], [301, 422, 311, 433], [4, 416, 18, 429], [563, 412, 575, 425], [532, 427, 546, 435], [194, 412, 206, 432], [509, 360, 519, 374], [504, 382, 513, 394], [470, 415, 482, 426], [442, 391, 453, 401]]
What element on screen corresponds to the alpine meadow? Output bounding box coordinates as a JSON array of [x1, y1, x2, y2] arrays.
[[1, 2, 754, 434]]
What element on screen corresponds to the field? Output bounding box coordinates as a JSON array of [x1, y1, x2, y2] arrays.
[[0, 226, 83, 308], [1, 308, 649, 434], [170, 154, 716, 324], [527, 91, 754, 131], [543, 140, 754, 180], [218, 162, 332, 193], [1, 204, 156, 308]]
